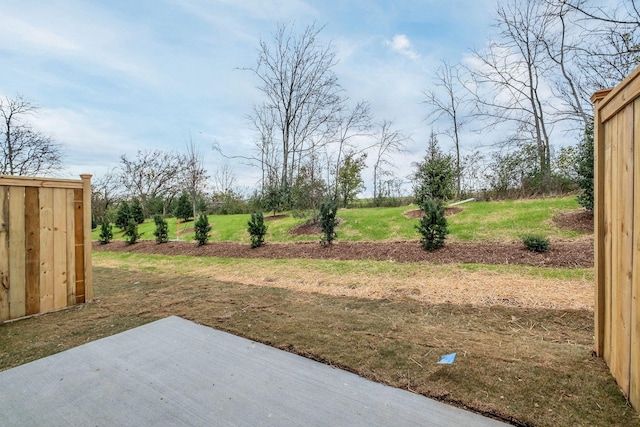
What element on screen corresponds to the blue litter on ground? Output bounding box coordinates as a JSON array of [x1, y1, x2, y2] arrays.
[[438, 352, 457, 364]]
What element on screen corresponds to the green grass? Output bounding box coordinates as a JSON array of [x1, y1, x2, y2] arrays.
[[94, 195, 587, 243], [93, 250, 593, 282], [448, 196, 583, 241]]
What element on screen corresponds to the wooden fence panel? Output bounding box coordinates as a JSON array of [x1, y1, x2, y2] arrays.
[[0, 175, 91, 322], [593, 67, 640, 410]]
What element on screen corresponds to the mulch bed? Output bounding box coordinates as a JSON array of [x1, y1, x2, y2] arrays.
[[93, 239, 593, 268]]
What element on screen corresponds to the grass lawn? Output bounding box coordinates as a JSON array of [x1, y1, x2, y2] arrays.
[[94, 195, 587, 244], [1, 256, 636, 427]]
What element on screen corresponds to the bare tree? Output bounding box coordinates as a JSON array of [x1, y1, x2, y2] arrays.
[[330, 100, 371, 200], [469, 0, 554, 188], [0, 95, 62, 176], [539, 1, 592, 128], [371, 120, 410, 204], [91, 169, 122, 222], [423, 61, 470, 198], [119, 149, 184, 216], [556, 0, 640, 90], [246, 22, 344, 195], [560, 0, 640, 26], [211, 163, 237, 196], [183, 137, 209, 217]]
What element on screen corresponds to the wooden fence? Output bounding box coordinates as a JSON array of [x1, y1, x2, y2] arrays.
[[592, 66, 640, 410], [0, 174, 92, 322]]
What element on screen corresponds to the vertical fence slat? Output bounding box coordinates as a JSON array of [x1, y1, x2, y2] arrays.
[[8, 186, 26, 319], [611, 109, 621, 386], [593, 90, 610, 356], [631, 98, 640, 408], [39, 187, 54, 313], [66, 189, 75, 306], [52, 188, 67, 310], [25, 187, 40, 315], [615, 104, 634, 397], [604, 117, 614, 364], [81, 174, 92, 301], [0, 187, 8, 321], [73, 189, 85, 303]]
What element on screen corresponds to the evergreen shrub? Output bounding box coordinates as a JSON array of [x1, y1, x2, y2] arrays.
[[99, 221, 113, 245], [154, 215, 169, 243], [247, 212, 267, 248], [319, 201, 338, 246], [415, 198, 449, 251], [195, 214, 211, 246], [123, 219, 141, 245], [522, 234, 550, 253]]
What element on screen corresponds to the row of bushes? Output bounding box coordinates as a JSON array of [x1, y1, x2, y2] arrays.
[[100, 203, 553, 253]]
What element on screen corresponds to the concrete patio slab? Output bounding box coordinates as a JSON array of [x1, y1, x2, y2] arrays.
[[0, 316, 507, 426]]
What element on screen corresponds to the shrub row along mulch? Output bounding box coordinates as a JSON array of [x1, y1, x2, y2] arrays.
[[93, 239, 593, 268]]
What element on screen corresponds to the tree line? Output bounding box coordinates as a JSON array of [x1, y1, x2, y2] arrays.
[[3, 0, 633, 219]]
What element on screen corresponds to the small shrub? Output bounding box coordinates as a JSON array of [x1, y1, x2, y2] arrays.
[[319, 201, 338, 246], [175, 192, 193, 222], [194, 214, 211, 246], [131, 199, 145, 224], [415, 198, 449, 251], [98, 221, 113, 245], [153, 215, 169, 243], [123, 219, 141, 245], [115, 201, 131, 230], [522, 234, 550, 253], [247, 212, 267, 248]]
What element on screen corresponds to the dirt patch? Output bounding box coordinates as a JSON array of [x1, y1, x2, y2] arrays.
[[264, 214, 289, 222], [553, 209, 594, 233], [403, 206, 463, 219], [94, 238, 593, 268], [289, 218, 344, 236]]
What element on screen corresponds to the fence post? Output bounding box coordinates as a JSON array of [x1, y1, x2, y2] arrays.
[[80, 174, 93, 301]]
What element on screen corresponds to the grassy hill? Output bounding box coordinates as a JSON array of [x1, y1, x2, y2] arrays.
[[93, 195, 588, 244]]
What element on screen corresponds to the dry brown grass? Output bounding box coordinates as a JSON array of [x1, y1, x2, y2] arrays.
[[95, 253, 593, 310], [1, 256, 637, 427]]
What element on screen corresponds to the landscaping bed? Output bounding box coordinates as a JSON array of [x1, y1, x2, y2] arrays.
[[93, 238, 593, 268]]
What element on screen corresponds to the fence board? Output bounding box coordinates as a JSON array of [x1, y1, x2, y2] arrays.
[[73, 189, 85, 303], [603, 117, 614, 363], [613, 105, 634, 396], [631, 98, 640, 407], [66, 189, 75, 306], [594, 90, 609, 356], [81, 175, 92, 301], [39, 187, 54, 313], [52, 188, 67, 310], [8, 186, 26, 319], [0, 187, 8, 321], [25, 187, 40, 315]]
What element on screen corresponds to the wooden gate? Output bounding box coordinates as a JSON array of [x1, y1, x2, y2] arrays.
[[592, 67, 640, 410], [0, 174, 92, 322]]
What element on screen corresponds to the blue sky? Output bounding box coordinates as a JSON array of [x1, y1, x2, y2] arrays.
[[0, 0, 498, 192]]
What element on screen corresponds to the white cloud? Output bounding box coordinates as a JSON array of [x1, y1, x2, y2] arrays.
[[386, 34, 419, 60]]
